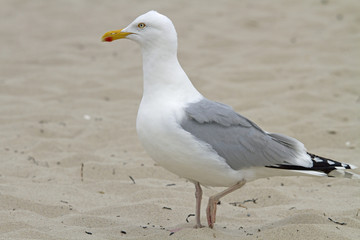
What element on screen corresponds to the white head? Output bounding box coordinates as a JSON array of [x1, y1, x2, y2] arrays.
[[102, 11, 178, 55], [102, 11, 201, 105]]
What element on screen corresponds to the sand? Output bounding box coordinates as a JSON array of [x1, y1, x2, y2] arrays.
[[0, 0, 359, 239]]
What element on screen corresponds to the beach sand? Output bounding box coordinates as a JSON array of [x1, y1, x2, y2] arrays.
[[0, 0, 359, 239]]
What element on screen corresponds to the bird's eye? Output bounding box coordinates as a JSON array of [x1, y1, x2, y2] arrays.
[[138, 23, 146, 29]]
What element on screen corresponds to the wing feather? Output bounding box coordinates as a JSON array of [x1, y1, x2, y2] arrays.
[[180, 99, 311, 170]]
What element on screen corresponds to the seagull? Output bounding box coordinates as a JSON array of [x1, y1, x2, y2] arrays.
[[101, 10, 357, 229]]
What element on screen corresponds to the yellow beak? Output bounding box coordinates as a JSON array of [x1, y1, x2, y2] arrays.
[[101, 29, 132, 42]]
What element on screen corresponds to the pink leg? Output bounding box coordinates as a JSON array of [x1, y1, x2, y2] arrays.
[[206, 180, 246, 228], [194, 182, 204, 228]]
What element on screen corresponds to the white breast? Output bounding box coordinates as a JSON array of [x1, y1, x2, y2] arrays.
[[136, 95, 244, 187]]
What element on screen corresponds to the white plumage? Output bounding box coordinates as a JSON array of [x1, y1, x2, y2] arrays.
[[102, 10, 357, 229]]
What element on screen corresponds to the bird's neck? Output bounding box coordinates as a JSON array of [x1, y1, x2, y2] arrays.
[[141, 46, 201, 102]]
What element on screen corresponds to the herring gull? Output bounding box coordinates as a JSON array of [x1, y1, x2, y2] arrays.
[[101, 10, 357, 229]]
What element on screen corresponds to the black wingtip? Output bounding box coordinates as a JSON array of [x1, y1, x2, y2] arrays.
[[266, 152, 356, 176]]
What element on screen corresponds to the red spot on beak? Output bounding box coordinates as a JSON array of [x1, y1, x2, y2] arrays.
[[104, 36, 113, 42]]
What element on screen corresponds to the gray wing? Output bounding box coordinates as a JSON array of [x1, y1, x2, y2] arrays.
[[180, 98, 306, 170]]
